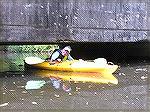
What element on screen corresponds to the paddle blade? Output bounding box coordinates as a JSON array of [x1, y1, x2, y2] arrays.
[[25, 57, 45, 65]]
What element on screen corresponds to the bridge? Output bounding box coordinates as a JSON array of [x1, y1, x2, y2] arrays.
[[0, 0, 149, 58]]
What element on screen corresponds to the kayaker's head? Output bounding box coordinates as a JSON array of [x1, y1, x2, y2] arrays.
[[61, 46, 72, 56]]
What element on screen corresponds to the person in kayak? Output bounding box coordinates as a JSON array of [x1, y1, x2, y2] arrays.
[[48, 46, 74, 63]]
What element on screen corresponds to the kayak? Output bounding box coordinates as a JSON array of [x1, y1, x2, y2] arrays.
[[33, 70, 118, 84], [24, 57, 118, 74]]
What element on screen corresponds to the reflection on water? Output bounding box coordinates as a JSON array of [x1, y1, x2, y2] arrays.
[[0, 52, 149, 111], [32, 70, 118, 84], [24, 70, 118, 93], [25, 77, 72, 93], [25, 80, 46, 90]]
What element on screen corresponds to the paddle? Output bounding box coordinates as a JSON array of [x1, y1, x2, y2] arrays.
[[25, 56, 65, 65]]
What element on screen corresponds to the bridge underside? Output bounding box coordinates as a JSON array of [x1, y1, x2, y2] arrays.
[[0, 0, 149, 59]]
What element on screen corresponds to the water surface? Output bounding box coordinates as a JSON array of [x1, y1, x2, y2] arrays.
[[0, 52, 149, 112]]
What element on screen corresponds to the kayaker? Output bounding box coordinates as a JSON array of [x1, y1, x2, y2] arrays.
[[48, 46, 74, 63]]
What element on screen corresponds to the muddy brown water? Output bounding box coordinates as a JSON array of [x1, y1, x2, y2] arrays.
[[0, 52, 149, 112]]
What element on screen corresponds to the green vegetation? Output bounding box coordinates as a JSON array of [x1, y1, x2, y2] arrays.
[[7, 45, 59, 53], [0, 45, 59, 72]]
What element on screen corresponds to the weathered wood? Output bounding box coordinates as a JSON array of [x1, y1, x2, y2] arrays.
[[0, 0, 149, 42]]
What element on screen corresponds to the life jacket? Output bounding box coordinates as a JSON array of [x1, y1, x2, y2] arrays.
[[50, 49, 68, 61]]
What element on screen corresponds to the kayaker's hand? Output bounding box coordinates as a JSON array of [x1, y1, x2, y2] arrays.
[[57, 59, 61, 62], [48, 61, 56, 65]]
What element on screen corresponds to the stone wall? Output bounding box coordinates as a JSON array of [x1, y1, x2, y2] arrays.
[[0, 0, 149, 42]]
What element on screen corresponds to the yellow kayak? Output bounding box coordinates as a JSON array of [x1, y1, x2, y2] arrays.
[[24, 57, 118, 74]]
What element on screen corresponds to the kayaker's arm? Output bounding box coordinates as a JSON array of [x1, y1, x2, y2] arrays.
[[46, 58, 62, 65], [45, 60, 61, 65]]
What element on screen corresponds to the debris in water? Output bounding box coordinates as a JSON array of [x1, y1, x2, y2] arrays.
[[122, 73, 126, 76], [88, 85, 92, 88], [122, 101, 127, 104], [86, 102, 89, 105], [40, 91, 44, 93], [54, 94, 60, 98], [9, 90, 15, 92], [74, 16, 78, 19], [118, 73, 125, 76], [136, 68, 147, 72], [22, 91, 28, 94], [94, 92, 97, 95], [0, 102, 9, 107], [76, 87, 81, 90], [32, 102, 37, 105], [141, 76, 147, 80], [68, 93, 72, 96], [17, 86, 25, 88], [65, 16, 68, 19]]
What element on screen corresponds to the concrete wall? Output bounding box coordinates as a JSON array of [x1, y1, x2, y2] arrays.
[[0, 0, 149, 42], [148, 0, 150, 41]]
